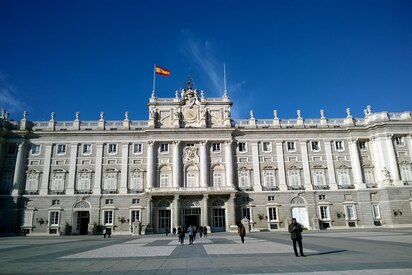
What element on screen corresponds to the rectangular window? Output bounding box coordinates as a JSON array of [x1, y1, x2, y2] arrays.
[[241, 196, 249, 202], [130, 173, 143, 190], [319, 206, 330, 220], [268, 196, 275, 201], [105, 174, 117, 190], [31, 144, 41, 155], [57, 144, 66, 155], [213, 172, 223, 187], [364, 169, 376, 184], [335, 141, 344, 151], [311, 141, 320, 152], [268, 207, 278, 221], [160, 174, 169, 187], [49, 211, 59, 226], [105, 199, 113, 205], [104, 211, 113, 225], [338, 170, 351, 186], [262, 142, 271, 152], [132, 198, 140, 204], [239, 170, 249, 188], [212, 143, 221, 152], [52, 199, 60, 205], [133, 143, 143, 154], [264, 170, 275, 187], [78, 173, 91, 191], [372, 204, 381, 220], [400, 165, 412, 182], [108, 144, 117, 154], [82, 144, 92, 155], [345, 205, 357, 220], [358, 141, 367, 150], [238, 142, 247, 152], [313, 170, 326, 186], [319, 194, 326, 200], [287, 141, 296, 152], [160, 143, 169, 153], [242, 208, 251, 220], [131, 210, 140, 223], [51, 174, 65, 191], [289, 170, 301, 187], [187, 173, 196, 187], [26, 174, 39, 191]]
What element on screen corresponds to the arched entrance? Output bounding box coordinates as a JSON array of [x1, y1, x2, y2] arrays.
[[290, 196, 310, 229], [73, 200, 91, 235]]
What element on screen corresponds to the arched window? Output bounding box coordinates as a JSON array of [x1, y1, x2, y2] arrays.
[[212, 165, 225, 187], [185, 165, 199, 188], [159, 165, 172, 188]]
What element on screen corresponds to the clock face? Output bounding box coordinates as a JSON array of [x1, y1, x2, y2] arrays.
[[184, 109, 197, 121]]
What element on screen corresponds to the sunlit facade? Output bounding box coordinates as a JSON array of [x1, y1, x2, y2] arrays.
[[1, 80, 412, 235]]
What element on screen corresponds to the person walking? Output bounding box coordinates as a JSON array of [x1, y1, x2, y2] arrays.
[[102, 227, 106, 238], [199, 226, 203, 238], [107, 228, 111, 238], [203, 226, 208, 238], [288, 218, 305, 257], [238, 223, 246, 243], [187, 225, 194, 245], [178, 226, 185, 245]]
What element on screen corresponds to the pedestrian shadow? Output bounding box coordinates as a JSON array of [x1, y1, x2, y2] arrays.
[[306, 249, 347, 256]]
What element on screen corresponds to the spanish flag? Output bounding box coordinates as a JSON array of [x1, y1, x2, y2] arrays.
[[155, 65, 171, 76]]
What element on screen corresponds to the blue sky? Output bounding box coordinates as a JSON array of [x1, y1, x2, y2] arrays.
[[0, 0, 411, 122]]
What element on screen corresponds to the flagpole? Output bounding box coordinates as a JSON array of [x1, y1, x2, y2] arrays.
[[223, 63, 228, 98], [152, 64, 156, 98]]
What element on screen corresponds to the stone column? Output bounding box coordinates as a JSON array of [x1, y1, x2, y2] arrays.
[[225, 140, 234, 188], [370, 137, 384, 185], [300, 141, 313, 190], [172, 141, 181, 188], [199, 140, 208, 188], [251, 142, 262, 191], [40, 144, 53, 195], [66, 143, 78, 195], [11, 140, 26, 196], [146, 195, 153, 230], [119, 143, 129, 194], [173, 194, 180, 228], [349, 139, 366, 189], [276, 141, 287, 191], [323, 140, 338, 190], [202, 194, 209, 226], [147, 141, 155, 189], [226, 193, 237, 231], [93, 143, 103, 195], [385, 135, 401, 184]]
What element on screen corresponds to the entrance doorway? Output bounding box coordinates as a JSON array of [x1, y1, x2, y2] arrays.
[[182, 208, 200, 230], [212, 208, 226, 232], [158, 209, 171, 234], [291, 207, 309, 229], [76, 211, 90, 235]]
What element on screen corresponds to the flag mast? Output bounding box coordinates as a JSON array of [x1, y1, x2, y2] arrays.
[[151, 64, 156, 98], [223, 63, 228, 98]]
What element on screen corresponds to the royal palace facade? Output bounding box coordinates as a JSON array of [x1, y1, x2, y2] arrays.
[[1, 81, 412, 236]]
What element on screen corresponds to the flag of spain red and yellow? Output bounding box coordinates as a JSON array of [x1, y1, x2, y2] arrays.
[[155, 65, 171, 76]]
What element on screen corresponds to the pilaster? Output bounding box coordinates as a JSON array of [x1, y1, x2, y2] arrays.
[[11, 140, 26, 196], [251, 142, 262, 191], [349, 138, 366, 189], [147, 141, 155, 189], [300, 141, 313, 190], [40, 144, 52, 195], [119, 143, 129, 194], [172, 141, 181, 188], [323, 140, 338, 190], [199, 141, 208, 188], [66, 144, 78, 195], [93, 143, 103, 195], [173, 194, 180, 228], [202, 194, 209, 226], [225, 140, 234, 188], [275, 141, 287, 191], [384, 135, 401, 185]]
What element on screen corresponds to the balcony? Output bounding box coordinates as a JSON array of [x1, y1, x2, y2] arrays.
[[262, 186, 279, 191], [338, 185, 355, 190], [314, 185, 330, 190], [287, 186, 305, 191]]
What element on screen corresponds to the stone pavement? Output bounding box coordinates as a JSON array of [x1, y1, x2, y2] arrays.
[[1, 228, 412, 274]]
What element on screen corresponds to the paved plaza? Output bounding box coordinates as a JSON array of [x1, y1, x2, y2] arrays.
[[1, 228, 412, 274]]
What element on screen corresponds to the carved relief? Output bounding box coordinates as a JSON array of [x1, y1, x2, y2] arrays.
[[183, 146, 199, 165]]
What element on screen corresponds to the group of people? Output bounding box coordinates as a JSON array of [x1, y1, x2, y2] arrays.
[[238, 218, 306, 257], [172, 225, 208, 245]]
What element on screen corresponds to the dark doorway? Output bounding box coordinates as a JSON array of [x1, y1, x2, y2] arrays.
[[182, 208, 200, 230], [77, 211, 90, 235]]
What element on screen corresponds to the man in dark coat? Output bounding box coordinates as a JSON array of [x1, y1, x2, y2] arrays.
[[288, 218, 306, 257]]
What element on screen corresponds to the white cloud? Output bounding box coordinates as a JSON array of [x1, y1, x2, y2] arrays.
[[0, 72, 28, 118]]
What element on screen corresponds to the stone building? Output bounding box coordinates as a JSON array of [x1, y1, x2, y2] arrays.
[[0, 80, 412, 235]]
